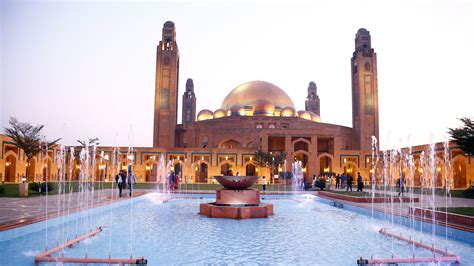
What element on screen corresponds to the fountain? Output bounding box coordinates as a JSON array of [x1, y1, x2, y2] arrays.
[[199, 176, 274, 219]]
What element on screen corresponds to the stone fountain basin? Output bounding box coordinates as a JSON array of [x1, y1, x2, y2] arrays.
[[214, 176, 258, 190]]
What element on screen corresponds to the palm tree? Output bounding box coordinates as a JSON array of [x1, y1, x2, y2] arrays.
[[3, 117, 61, 182]]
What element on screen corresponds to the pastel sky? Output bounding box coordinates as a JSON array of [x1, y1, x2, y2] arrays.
[[1, 0, 473, 150]]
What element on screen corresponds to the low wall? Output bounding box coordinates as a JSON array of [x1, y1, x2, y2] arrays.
[[410, 207, 474, 227], [318, 191, 419, 203]]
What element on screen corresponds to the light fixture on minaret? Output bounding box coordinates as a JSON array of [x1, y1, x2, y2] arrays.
[[305, 81, 320, 116], [182, 78, 196, 126]]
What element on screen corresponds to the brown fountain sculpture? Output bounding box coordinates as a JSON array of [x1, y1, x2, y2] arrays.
[[199, 176, 274, 219]]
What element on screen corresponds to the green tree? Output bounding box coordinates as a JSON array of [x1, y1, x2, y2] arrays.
[[449, 117, 474, 156], [3, 117, 61, 181], [254, 150, 287, 174]]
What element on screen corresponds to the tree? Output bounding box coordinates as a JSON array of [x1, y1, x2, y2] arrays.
[[449, 117, 474, 156], [3, 117, 61, 182], [77, 138, 100, 147], [254, 150, 287, 174]]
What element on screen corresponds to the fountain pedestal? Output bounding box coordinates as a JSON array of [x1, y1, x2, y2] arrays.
[[199, 176, 274, 219]]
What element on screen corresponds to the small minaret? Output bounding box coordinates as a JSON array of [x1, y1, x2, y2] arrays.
[[305, 81, 320, 116], [182, 78, 196, 126]]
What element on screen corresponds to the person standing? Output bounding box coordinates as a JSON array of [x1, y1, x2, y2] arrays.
[[127, 169, 136, 197], [341, 173, 346, 189], [346, 174, 353, 192], [115, 170, 124, 197], [262, 176, 267, 193], [357, 172, 364, 192], [397, 176, 405, 196], [336, 174, 341, 189]]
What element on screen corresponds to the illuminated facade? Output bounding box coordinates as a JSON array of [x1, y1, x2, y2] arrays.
[[0, 23, 472, 187]]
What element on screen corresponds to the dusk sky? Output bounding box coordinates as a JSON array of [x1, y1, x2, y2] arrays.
[[1, 0, 472, 150]]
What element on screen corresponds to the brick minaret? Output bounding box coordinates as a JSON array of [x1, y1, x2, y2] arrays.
[[305, 81, 320, 116], [153, 21, 180, 148], [182, 78, 196, 127], [351, 28, 379, 150]]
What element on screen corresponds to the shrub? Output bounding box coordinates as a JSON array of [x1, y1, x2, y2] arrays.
[[462, 188, 474, 199], [0, 185, 5, 194], [30, 182, 55, 194], [315, 178, 326, 190]]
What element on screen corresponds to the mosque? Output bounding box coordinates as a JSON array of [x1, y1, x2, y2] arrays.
[[0, 21, 472, 188]]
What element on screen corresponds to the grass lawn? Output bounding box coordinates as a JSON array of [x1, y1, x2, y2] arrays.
[[0, 182, 295, 197], [436, 207, 474, 217], [326, 190, 369, 197]]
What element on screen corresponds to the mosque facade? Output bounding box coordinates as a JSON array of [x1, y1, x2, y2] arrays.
[[0, 21, 472, 188]]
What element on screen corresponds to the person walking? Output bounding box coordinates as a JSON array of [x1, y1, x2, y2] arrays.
[[357, 172, 364, 192], [336, 174, 341, 189]]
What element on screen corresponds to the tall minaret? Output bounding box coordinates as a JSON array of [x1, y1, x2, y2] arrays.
[[305, 81, 320, 116], [351, 28, 379, 150], [182, 78, 196, 126], [153, 21, 180, 148]]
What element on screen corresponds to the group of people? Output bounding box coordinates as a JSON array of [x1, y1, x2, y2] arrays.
[[167, 171, 179, 191], [115, 168, 136, 197], [314, 172, 365, 192]]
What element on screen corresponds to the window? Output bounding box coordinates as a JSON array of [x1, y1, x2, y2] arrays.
[[269, 124, 276, 129], [256, 124, 263, 129], [281, 123, 289, 129]]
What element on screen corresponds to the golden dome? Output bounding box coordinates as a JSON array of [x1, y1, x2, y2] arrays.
[[311, 113, 321, 122], [229, 105, 245, 116], [197, 109, 214, 121], [297, 110, 312, 121], [253, 99, 275, 116], [221, 81, 295, 113], [214, 109, 227, 118], [280, 107, 296, 117]]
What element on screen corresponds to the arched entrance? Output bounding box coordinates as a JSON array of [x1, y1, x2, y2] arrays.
[[219, 139, 242, 149], [293, 151, 309, 182], [150, 162, 159, 182], [27, 158, 36, 182], [42, 158, 52, 181], [220, 162, 233, 175], [453, 155, 467, 188], [245, 163, 256, 176], [195, 162, 209, 183], [343, 161, 358, 185], [4, 154, 17, 182], [318, 153, 333, 174]]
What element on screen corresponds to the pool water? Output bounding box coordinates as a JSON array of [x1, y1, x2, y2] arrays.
[[1, 193, 473, 265]]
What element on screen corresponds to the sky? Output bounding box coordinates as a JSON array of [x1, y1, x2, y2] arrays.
[[1, 0, 473, 150]]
